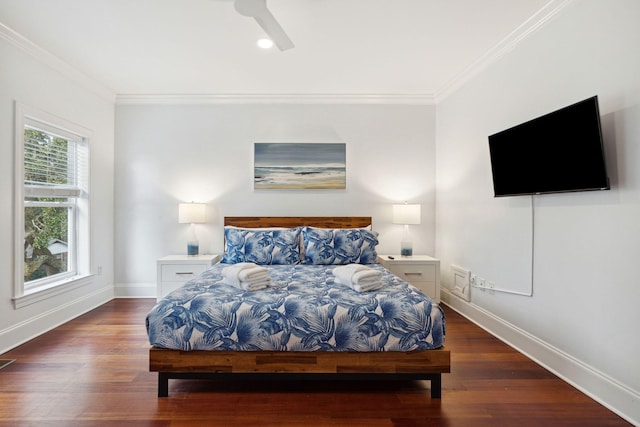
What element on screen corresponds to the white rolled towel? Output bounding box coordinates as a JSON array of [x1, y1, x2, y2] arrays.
[[221, 263, 253, 287], [238, 266, 270, 291], [222, 263, 271, 291], [240, 277, 270, 291], [332, 264, 368, 284], [333, 264, 383, 292], [238, 266, 269, 282], [351, 269, 383, 292]]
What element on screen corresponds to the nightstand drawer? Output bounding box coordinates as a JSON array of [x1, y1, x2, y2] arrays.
[[160, 263, 209, 282], [386, 264, 436, 282], [157, 254, 220, 301], [378, 255, 440, 303], [413, 281, 436, 297]]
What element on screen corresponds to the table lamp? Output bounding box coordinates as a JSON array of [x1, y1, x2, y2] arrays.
[[392, 203, 421, 256], [178, 202, 206, 256]]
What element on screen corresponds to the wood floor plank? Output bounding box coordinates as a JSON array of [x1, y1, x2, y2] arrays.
[[0, 299, 631, 426]]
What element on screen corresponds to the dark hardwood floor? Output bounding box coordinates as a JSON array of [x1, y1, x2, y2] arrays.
[[0, 299, 631, 426]]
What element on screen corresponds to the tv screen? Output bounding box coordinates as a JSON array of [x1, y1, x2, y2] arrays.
[[488, 96, 609, 197]]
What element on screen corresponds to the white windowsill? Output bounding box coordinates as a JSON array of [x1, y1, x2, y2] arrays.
[[13, 274, 95, 309]]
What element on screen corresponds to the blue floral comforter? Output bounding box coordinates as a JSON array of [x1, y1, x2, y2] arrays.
[[146, 263, 445, 352]]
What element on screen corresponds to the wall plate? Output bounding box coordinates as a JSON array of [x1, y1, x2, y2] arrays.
[[451, 264, 470, 301]]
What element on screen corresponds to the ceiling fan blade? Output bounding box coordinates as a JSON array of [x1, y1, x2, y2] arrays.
[[254, 8, 294, 51], [234, 0, 266, 17], [234, 0, 294, 51]]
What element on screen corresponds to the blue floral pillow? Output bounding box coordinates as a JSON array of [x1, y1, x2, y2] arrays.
[[222, 226, 302, 265], [301, 226, 379, 265]]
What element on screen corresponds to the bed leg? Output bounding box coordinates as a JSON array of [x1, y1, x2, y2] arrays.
[[158, 373, 169, 397], [430, 374, 442, 398]]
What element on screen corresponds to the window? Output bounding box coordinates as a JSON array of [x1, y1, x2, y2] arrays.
[[14, 103, 91, 306]]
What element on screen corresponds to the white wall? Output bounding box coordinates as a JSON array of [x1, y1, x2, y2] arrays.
[[0, 31, 115, 352], [435, 0, 640, 423], [6, 0, 636, 421], [114, 103, 436, 296]]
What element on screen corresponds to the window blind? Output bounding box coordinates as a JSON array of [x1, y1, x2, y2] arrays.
[[23, 124, 88, 197]]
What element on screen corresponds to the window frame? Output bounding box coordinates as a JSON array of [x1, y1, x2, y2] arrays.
[[14, 102, 93, 308]]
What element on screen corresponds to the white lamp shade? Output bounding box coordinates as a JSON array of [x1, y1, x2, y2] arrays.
[[178, 203, 206, 224], [392, 204, 421, 225]]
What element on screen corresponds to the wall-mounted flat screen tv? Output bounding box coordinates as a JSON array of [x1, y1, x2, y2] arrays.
[[488, 96, 610, 197]]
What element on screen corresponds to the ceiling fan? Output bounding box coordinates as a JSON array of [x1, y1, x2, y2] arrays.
[[234, 0, 295, 51]]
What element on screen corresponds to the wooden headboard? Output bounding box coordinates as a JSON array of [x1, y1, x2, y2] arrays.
[[224, 216, 372, 229]]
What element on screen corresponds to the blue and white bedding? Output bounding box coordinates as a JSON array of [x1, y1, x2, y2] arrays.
[[146, 263, 445, 352]]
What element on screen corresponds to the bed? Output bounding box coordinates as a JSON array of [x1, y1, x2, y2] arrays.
[[147, 216, 450, 398]]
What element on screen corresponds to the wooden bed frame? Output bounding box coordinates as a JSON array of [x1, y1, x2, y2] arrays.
[[149, 216, 451, 398]]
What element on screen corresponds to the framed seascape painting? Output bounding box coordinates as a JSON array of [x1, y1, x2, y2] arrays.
[[254, 143, 346, 190]]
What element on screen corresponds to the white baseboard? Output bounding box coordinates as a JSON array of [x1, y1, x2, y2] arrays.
[[441, 288, 640, 426], [113, 282, 156, 298], [0, 285, 113, 355]]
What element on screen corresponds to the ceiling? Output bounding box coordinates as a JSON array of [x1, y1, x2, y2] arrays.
[[0, 0, 558, 100]]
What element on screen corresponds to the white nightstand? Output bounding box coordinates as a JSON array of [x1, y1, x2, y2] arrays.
[[156, 254, 220, 300], [378, 255, 440, 303]]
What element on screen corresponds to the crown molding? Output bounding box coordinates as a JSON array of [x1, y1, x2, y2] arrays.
[[115, 93, 436, 106], [0, 22, 115, 103], [2, 0, 573, 107], [435, 0, 575, 103], [115, 0, 573, 107]]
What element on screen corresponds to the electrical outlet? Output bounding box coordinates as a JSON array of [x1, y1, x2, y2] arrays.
[[479, 278, 486, 288]]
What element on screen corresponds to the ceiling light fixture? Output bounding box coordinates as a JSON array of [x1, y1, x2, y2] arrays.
[[234, 0, 294, 51], [257, 38, 274, 49]]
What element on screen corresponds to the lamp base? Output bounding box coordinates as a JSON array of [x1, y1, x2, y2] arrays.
[[400, 241, 413, 257], [187, 241, 199, 256]]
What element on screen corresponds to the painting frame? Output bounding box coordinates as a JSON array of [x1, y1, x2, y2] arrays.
[[254, 143, 346, 190]]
